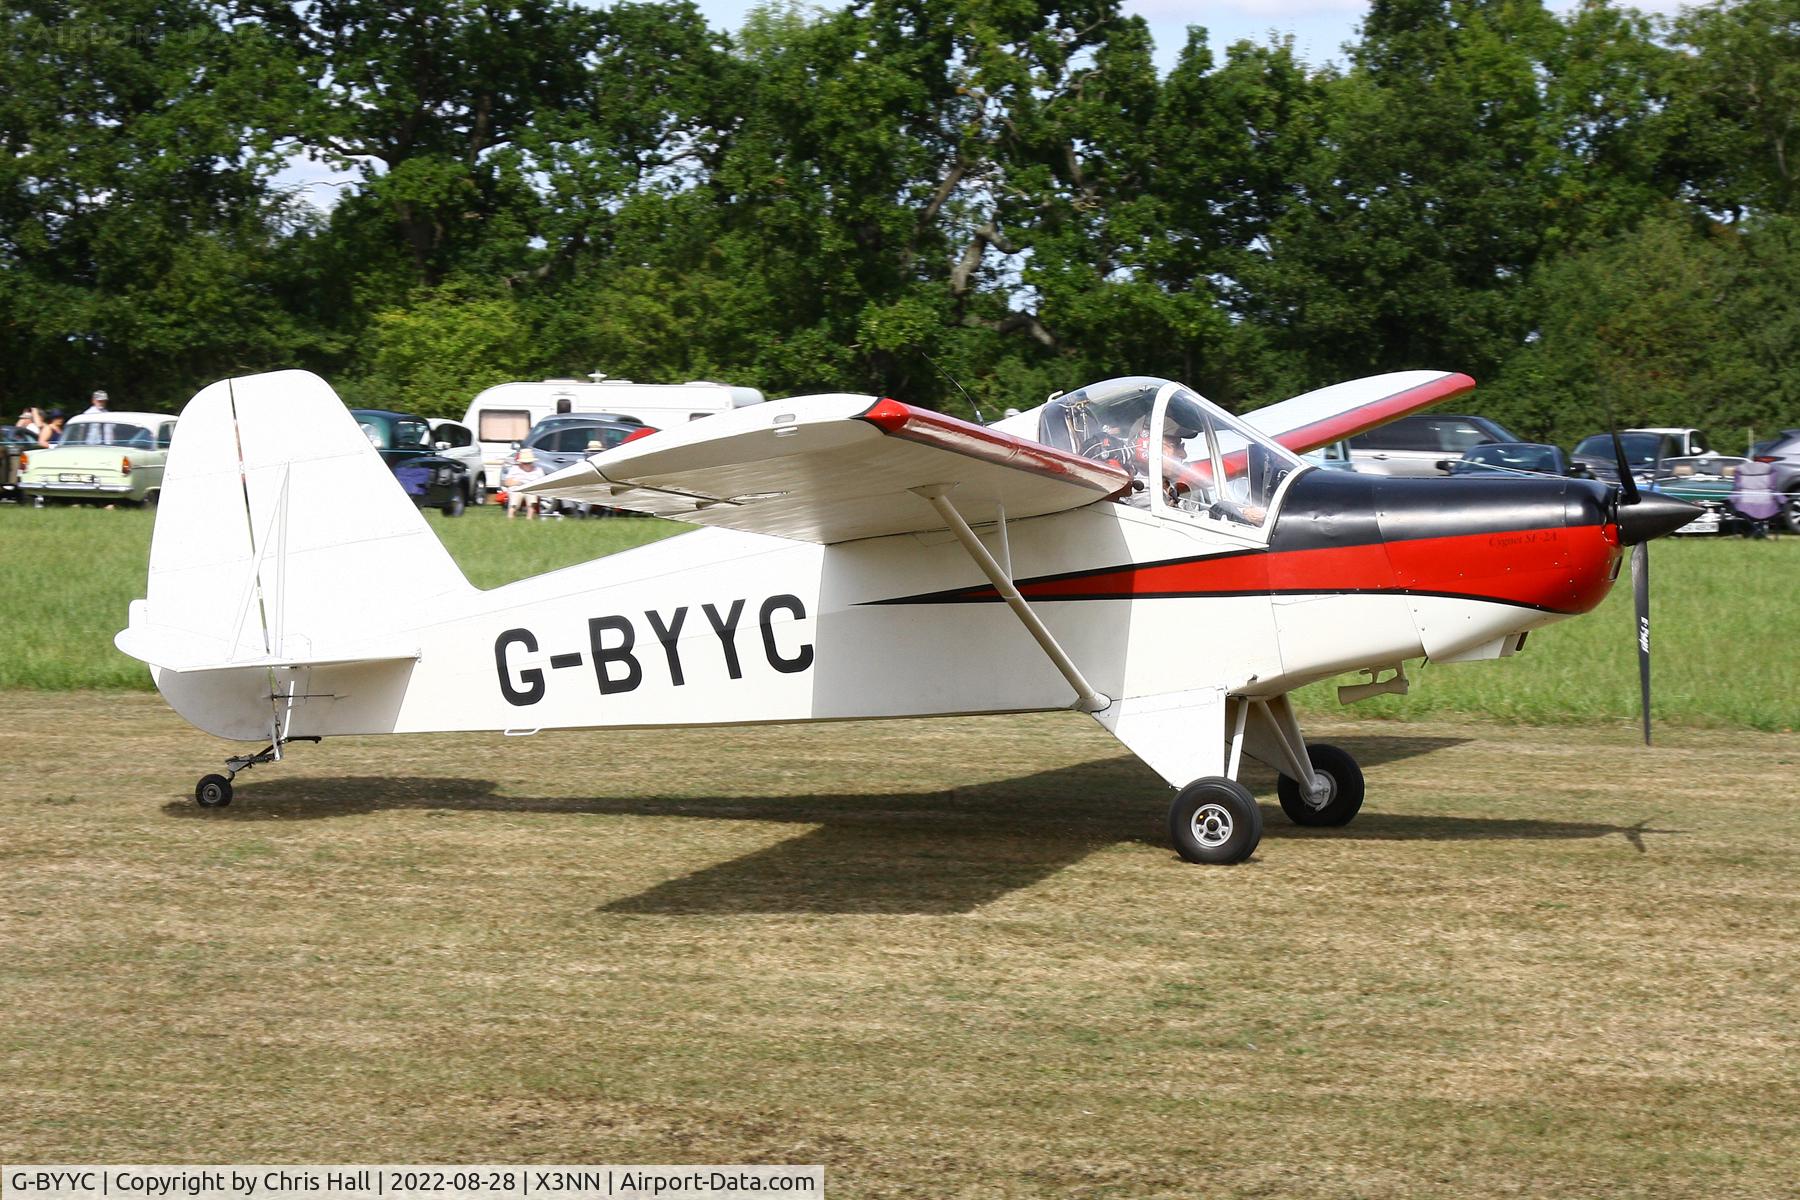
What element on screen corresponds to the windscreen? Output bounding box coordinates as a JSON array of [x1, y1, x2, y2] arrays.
[[1153, 385, 1301, 529], [1577, 432, 1663, 468], [1037, 377, 1303, 530]]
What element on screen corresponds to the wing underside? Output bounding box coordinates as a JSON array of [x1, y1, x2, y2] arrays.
[[524, 394, 1132, 544]]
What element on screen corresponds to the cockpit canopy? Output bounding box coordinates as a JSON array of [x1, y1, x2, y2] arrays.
[[1039, 377, 1304, 528]]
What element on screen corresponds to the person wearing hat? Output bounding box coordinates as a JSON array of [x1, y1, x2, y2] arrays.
[[1156, 406, 1219, 513], [37, 409, 65, 447], [83, 390, 109, 415], [564, 439, 611, 518], [503, 447, 546, 519]]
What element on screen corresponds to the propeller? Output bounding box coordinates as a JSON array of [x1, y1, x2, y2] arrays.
[[1607, 431, 1700, 744]]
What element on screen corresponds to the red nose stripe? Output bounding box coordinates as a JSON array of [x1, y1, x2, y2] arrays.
[[935, 525, 1620, 615]]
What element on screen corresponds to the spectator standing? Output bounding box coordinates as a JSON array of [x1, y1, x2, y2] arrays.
[[503, 448, 546, 519], [84, 390, 109, 415]]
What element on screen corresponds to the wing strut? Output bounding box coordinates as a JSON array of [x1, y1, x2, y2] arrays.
[[914, 485, 1111, 714]]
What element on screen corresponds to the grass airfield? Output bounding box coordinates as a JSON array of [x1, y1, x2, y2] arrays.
[[2, 503, 1798, 1195], [2, 691, 1797, 1197]]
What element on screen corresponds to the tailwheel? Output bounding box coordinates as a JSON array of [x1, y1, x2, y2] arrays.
[[195, 773, 234, 807], [1277, 743, 1364, 827], [1169, 777, 1262, 865], [190, 736, 319, 808]]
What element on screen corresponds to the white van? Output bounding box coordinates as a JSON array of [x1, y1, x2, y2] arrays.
[[461, 378, 765, 489]]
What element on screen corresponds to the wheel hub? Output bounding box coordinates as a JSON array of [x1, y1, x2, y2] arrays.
[[1304, 769, 1336, 809], [1190, 802, 1235, 848]]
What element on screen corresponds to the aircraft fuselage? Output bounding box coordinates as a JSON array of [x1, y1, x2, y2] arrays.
[[151, 468, 1622, 749]]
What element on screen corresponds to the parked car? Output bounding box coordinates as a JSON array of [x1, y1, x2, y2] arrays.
[[1437, 442, 1589, 478], [17, 412, 177, 506], [510, 413, 658, 516], [349, 408, 475, 516], [1630, 426, 1710, 457], [427, 418, 486, 503], [515, 412, 652, 478], [1301, 439, 1356, 472], [1647, 455, 1754, 535], [2, 424, 36, 500], [1347, 413, 1522, 475], [462, 377, 760, 489], [1748, 428, 1800, 531], [1569, 430, 1686, 487]]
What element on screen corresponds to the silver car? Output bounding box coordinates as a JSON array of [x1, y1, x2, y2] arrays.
[[515, 414, 655, 515], [1749, 429, 1800, 531], [1347, 413, 1522, 476]]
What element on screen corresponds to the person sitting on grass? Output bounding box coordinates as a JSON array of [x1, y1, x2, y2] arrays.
[[503, 448, 546, 519]]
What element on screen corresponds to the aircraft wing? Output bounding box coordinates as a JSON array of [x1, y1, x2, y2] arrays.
[[1242, 371, 1477, 455], [523, 393, 1131, 544]]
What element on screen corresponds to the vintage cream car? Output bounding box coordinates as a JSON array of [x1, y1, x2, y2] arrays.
[[19, 411, 177, 506]]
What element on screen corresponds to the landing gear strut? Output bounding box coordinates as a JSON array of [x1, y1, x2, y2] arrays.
[[1276, 743, 1365, 826], [1158, 695, 1372, 862], [192, 736, 321, 807]]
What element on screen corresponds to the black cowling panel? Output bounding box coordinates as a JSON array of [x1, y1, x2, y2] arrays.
[[1271, 469, 1613, 552]]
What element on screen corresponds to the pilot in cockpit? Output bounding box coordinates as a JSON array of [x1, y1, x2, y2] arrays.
[[1158, 409, 1209, 510]]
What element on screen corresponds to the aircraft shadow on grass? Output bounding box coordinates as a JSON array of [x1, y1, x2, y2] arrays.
[[161, 733, 1679, 914]]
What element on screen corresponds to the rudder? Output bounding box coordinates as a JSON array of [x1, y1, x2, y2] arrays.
[[118, 370, 472, 674]]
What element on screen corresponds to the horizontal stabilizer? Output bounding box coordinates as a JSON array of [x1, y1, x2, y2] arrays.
[[1243, 371, 1477, 455], [525, 394, 1130, 543], [115, 610, 418, 674]]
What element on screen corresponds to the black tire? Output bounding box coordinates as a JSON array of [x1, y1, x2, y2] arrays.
[[1277, 743, 1365, 826], [442, 489, 465, 517], [469, 478, 485, 506], [1169, 777, 1262, 865], [1785, 493, 1800, 534], [195, 774, 233, 807]]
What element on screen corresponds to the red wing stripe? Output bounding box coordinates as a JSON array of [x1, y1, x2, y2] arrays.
[[1272, 373, 1478, 455], [857, 398, 1132, 495]]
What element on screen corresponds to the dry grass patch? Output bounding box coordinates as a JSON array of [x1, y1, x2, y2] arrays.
[[2, 691, 1797, 1198]]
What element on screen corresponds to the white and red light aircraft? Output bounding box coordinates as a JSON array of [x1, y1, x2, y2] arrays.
[[117, 370, 1694, 863]]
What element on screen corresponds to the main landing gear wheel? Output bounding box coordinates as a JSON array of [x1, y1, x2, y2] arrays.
[[195, 773, 234, 807], [1277, 743, 1365, 827], [1169, 777, 1262, 865]]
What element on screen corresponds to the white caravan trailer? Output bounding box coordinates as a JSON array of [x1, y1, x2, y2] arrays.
[[461, 378, 764, 489]]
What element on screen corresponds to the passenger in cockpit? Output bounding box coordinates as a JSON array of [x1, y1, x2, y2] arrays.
[[1088, 414, 1146, 471]]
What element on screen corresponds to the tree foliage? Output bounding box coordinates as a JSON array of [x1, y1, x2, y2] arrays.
[[2, 0, 1797, 448]]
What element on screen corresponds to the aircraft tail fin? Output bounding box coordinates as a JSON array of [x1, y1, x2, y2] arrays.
[[116, 370, 472, 674]]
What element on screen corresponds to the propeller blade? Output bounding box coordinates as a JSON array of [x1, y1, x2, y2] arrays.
[[1610, 430, 1641, 505], [1631, 540, 1651, 745]]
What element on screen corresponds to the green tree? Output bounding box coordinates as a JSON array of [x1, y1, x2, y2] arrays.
[[1666, 0, 1800, 219], [241, 0, 600, 289], [1483, 210, 1799, 445], [353, 284, 537, 416], [0, 1, 322, 410]]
